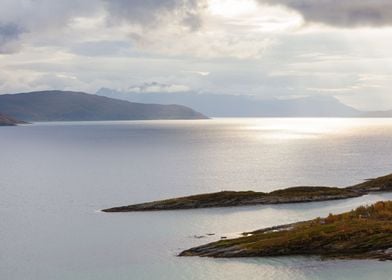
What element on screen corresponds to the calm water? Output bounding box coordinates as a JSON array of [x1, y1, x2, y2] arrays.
[[1, 118, 392, 280]]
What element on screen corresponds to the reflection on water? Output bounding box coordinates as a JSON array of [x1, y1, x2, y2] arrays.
[[1, 118, 392, 280]]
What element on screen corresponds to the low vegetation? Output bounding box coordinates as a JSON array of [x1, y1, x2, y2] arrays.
[[179, 201, 392, 260]]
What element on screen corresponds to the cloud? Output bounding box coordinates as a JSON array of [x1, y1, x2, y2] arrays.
[[0, 0, 209, 57], [128, 82, 190, 93], [0, 0, 102, 53], [71, 40, 133, 57], [184, 71, 210, 76], [0, 0, 100, 29], [103, 0, 206, 30], [260, 0, 392, 27], [0, 23, 24, 53]]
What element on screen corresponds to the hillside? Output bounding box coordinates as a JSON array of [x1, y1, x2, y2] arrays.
[[0, 91, 208, 122]]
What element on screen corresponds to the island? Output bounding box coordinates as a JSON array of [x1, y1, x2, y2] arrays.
[[179, 201, 392, 261], [0, 113, 27, 126], [102, 173, 392, 212]]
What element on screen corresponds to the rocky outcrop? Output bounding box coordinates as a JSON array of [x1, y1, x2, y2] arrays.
[[0, 113, 27, 126], [102, 173, 392, 212]]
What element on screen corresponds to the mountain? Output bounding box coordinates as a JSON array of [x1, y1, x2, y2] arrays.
[[0, 91, 207, 122], [0, 113, 27, 126], [362, 110, 392, 118], [97, 88, 360, 117]]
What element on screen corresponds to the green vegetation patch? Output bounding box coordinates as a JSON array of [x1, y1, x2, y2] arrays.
[[180, 201, 392, 259]]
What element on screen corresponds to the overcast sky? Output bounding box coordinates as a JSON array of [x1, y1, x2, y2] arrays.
[[1, 0, 392, 110]]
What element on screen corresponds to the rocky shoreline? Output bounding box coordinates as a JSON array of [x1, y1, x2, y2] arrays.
[[102, 173, 392, 212], [179, 201, 392, 261]]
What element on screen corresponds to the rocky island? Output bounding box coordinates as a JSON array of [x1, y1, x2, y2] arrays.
[[0, 113, 27, 126], [102, 173, 392, 212], [179, 201, 392, 261]]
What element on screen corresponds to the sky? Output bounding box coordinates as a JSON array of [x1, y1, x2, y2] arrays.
[[0, 0, 392, 110]]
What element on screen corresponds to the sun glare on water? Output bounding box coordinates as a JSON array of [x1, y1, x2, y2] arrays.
[[243, 118, 368, 140]]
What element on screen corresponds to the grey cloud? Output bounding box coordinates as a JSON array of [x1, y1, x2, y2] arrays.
[[0, 0, 101, 53], [103, 0, 206, 29], [261, 0, 392, 27], [181, 10, 203, 31], [0, 23, 24, 53], [0, 23, 22, 39], [0, 0, 206, 55], [0, 0, 99, 29]]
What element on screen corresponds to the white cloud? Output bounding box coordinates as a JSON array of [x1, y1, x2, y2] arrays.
[[184, 71, 210, 76]]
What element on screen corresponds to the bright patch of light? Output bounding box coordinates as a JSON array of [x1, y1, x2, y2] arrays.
[[245, 119, 363, 140], [207, 0, 303, 33]]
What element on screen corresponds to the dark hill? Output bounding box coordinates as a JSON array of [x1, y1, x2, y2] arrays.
[[0, 90, 208, 121]]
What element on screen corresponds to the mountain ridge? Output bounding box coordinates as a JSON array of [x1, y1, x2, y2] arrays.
[[97, 88, 362, 118]]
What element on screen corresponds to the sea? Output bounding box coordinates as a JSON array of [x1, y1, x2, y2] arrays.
[[1, 118, 392, 280]]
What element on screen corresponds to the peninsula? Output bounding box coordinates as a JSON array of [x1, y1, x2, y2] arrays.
[[179, 201, 392, 261], [0, 90, 208, 121], [0, 113, 27, 126], [102, 173, 392, 212]]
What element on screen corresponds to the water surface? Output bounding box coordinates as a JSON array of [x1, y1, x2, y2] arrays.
[[1, 118, 392, 279]]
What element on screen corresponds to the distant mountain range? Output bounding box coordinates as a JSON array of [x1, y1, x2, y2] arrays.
[[0, 113, 26, 126], [97, 88, 364, 117], [0, 91, 207, 122], [2, 90, 391, 124], [363, 110, 392, 118], [97, 88, 392, 118]]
